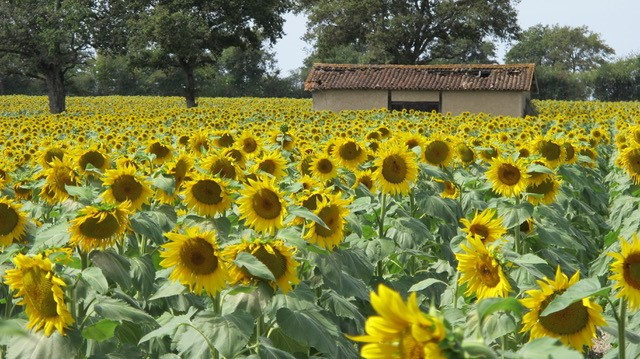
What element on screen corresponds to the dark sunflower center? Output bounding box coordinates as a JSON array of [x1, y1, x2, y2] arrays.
[[180, 237, 218, 275], [0, 203, 19, 236], [469, 224, 489, 240], [178, 135, 190, 146], [316, 158, 334, 174], [457, 144, 475, 163], [520, 220, 532, 233], [23, 267, 58, 317], [527, 178, 554, 195], [315, 205, 340, 237], [539, 141, 561, 161], [172, 160, 189, 184], [444, 181, 456, 194], [563, 143, 575, 161], [217, 133, 234, 148], [0, 169, 6, 180], [259, 160, 277, 175], [111, 174, 143, 202], [300, 157, 313, 176], [149, 142, 170, 159], [210, 159, 236, 179], [405, 139, 420, 149], [424, 140, 450, 165], [382, 154, 408, 184], [498, 164, 521, 185], [339, 142, 361, 161], [358, 175, 374, 190], [192, 180, 223, 205], [250, 245, 287, 280], [302, 193, 324, 211], [476, 258, 500, 287], [623, 253, 640, 289], [44, 148, 64, 164], [79, 151, 106, 170], [79, 212, 121, 240], [252, 189, 282, 219], [539, 298, 589, 335], [242, 138, 258, 153], [627, 150, 640, 174]]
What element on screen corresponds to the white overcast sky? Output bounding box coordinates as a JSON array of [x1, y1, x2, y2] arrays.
[[272, 0, 640, 74]]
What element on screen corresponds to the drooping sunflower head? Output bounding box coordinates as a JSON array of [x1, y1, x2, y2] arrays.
[[455, 236, 512, 300], [309, 154, 338, 182], [101, 164, 154, 211], [332, 138, 368, 169], [160, 227, 229, 295], [237, 176, 288, 235], [303, 193, 351, 250], [0, 197, 29, 247], [374, 141, 419, 196], [253, 150, 288, 179], [43, 157, 80, 203], [203, 152, 240, 180], [183, 174, 232, 217], [486, 156, 529, 197], [520, 266, 606, 352], [223, 239, 300, 293], [3, 254, 75, 336], [526, 175, 562, 206], [460, 208, 506, 245], [75, 145, 110, 174], [353, 169, 377, 193], [533, 136, 566, 168], [146, 139, 173, 164], [620, 146, 640, 185], [69, 202, 131, 252], [422, 135, 455, 167], [609, 235, 640, 310], [39, 145, 66, 168]]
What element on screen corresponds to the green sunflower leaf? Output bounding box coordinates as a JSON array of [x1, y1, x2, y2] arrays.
[[275, 308, 338, 357], [287, 205, 329, 229], [476, 297, 524, 323], [81, 318, 119, 342], [233, 251, 276, 281], [409, 278, 448, 292], [540, 277, 610, 316]]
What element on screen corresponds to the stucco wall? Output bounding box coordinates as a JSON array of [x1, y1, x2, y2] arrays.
[[441, 91, 526, 117], [391, 90, 440, 102], [312, 89, 388, 111]]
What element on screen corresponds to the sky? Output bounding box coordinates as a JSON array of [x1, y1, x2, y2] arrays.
[[272, 0, 640, 74]]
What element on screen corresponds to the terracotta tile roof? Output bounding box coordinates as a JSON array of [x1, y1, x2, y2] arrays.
[[304, 63, 536, 92]]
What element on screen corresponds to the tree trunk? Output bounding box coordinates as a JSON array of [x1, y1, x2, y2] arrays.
[[44, 67, 66, 114], [183, 65, 198, 108]]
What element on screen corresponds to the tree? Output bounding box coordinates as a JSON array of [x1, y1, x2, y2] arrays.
[[505, 24, 614, 72], [126, 0, 291, 108], [592, 55, 640, 101], [298, 0, 520, 65]]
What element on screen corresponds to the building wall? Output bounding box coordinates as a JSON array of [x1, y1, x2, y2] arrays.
[[312, 89, 388, 111], [441, 91, 527, 117], [391, 90, 440, 102]]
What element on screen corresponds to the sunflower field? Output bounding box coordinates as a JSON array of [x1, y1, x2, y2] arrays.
[[1, 95, 640, 359]]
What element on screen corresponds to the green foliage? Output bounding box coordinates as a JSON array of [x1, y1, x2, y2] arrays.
[[592, 55, 640, 101]]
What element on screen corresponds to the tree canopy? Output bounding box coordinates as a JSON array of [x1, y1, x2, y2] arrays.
[[298, 0, 520, 65], [505, 24, 615, 72]]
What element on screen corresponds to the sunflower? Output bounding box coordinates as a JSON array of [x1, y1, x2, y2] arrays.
[[347, 284, 446, 359], [438, 179, 459, 199], [353, 169, 377, 193], [374, 141, 419, 196], [456, 142, 476, 165], [532, 137, 565, 168], [101, 165, 154, 211], [620, 146, 640, 184], [146, 140, 173, 164], [237, 176, 287, 235], [609, 235, 640, 310], [203, 152, 240, 180], [0, 159, 13, 189], [309, 154, 338, 182], [69, 202, 131, 252], [526, 176, 562, 205], [213, 130, 235, 149], [455, 236, 512, 299], [75, 145, 110, 174], [253, 150, 288, 179], [236, 131, 262, 156], [160, 227, 228, 295], [520, 266, 606, 352], [223, 239, 300, 293], [44, 157, 80, 203], [39, 145, 66, 168], [183, 174, 232, 217], [526, 161, 554, 186], [3, 254, 75, 336], [486, 157, 529, 197], [460, 208, 506, 245], [332, 138, 367, 169], [400, 132, 426, 150], [423, 135, 454, 167], [304, 193, 350, 250], [0, 197, 28, 246], [156, 153, 194, 203], [189, 131, 210, 155]]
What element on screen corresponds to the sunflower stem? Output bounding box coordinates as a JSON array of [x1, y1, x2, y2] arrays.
[[409, 189, 416, 217], [378, 193, 387, 239], [513, 197, 522, 255], [618, 298, 627, 359]]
